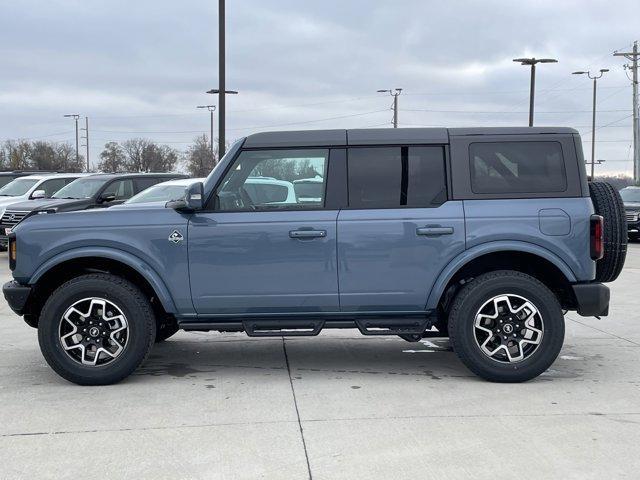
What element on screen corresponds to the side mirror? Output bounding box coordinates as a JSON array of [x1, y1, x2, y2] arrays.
[[99, 193, 117, 203], [31, 189, 46, 199], [166, 182, 204, 212]]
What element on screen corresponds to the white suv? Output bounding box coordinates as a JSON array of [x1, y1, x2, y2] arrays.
[[0, 173, 90, 248]]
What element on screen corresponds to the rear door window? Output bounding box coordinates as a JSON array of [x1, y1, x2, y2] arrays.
[[469, 142, 567, 194], [347, 146, 447, 209]]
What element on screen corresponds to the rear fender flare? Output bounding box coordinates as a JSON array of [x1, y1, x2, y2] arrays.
[[426, 241, 577, 310]]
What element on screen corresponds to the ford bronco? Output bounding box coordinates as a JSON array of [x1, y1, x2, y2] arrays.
[[2, 127, 627, 385]]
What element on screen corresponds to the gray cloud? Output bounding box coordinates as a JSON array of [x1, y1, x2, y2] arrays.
[[0, 0, 637, 173]]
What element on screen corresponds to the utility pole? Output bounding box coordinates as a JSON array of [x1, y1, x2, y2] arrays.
[[197, 105, 217, 156], [64, 114, 80, 166], [573, 69, 609, 179], [377, 88, 403, 128], [80, 117, 89, 171], [513, 58, 558, 126], [614, 41, 640, 183]]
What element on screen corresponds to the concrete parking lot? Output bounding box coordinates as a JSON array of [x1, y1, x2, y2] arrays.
[[1, 247, 639, 480]]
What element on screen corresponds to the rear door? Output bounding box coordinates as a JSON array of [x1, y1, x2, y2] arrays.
[[337, 145, 465, 311]]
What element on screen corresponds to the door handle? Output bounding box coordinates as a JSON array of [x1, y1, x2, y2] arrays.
[[289, 229, 327, 239], [416, 226, 454, 237]]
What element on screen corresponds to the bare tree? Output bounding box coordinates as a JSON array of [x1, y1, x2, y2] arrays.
[[185, 135, 217, 177], [98, 142, 126, 172], [121, 138, 178, 172]]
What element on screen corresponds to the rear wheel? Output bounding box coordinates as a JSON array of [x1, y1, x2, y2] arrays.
[[589, 181, 627, 282], [38, 273, 156, 385], [448, 270, 564, 382]]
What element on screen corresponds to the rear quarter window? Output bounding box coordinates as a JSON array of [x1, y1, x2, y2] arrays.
[[469, 141, 567, 194]]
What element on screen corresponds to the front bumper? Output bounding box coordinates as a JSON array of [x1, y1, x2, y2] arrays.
[[572, 282, 609, 317], [3, 280, 32, 315]]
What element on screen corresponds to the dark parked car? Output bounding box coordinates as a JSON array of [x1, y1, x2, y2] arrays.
[[620, 186, 640, 240], [0, 173, 187, 235], [2, 127, 627, 385]]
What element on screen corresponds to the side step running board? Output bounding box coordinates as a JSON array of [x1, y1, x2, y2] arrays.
[[354, 318, 431, 336], [242, 320, 324, 337]]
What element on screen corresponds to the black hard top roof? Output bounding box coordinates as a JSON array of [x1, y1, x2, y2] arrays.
[[243, 127, 579, 148]]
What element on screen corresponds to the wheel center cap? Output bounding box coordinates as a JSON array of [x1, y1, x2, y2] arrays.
[[89, 327, 100, 338], [502, 323, 514, 334]]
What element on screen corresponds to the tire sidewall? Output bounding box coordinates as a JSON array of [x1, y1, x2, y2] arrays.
[[38, 276, 154, 385], [451, 274, 564, 381]]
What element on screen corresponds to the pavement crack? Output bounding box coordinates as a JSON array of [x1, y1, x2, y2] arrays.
[[282, 337, 313, 480], [567, 317, 640, 346]]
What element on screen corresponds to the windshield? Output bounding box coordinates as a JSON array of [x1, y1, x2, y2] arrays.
[[52, 177, 109, 199], [620, 188, 640, 203], [0, 178, 39, 196], [126, 184, 188, 204]]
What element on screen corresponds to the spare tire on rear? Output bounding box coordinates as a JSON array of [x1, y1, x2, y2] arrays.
[[589, 181, 627, 282]]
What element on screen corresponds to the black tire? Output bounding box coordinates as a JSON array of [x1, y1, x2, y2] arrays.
[[589, 181, 627, 282], [448, 270, 564, 383], [38, 273, 156, 385], [629, 232, 640, 243], [155, 319, 179, 343]]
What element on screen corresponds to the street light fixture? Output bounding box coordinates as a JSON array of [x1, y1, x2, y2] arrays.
[[377, 88, 403, 128], [513, 57, 558, 126], [63, 114, 80, 165], [573, 68, 609, 179], [206, 88, 238, 157], [197, 105, 217, 156]]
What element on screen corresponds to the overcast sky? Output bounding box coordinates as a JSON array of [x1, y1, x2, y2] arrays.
[[0, 0, 638, 174]]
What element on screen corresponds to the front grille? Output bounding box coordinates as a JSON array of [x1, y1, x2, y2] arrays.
[[1, 210, 30, 228]]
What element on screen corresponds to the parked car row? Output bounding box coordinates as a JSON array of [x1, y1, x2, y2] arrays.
[[0, 170, 328, 248], [0, 172, 188, 248]]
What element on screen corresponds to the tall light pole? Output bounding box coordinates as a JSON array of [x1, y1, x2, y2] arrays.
[[573, 69, 609, 179], [377, 88, 403, 128], [206, 88, 237, 157], [197, 105, 217, 156], [80, 117, 89, 171], [614, 41, 639, 183], [64, 114, 80, 166], [513, 58, 558, 126]]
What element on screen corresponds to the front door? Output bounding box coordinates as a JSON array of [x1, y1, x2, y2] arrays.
[[189, 148, 339, 315], [337, 145, 465, 311]]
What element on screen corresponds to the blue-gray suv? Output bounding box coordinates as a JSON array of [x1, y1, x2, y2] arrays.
[[2, 127, 627, 385]]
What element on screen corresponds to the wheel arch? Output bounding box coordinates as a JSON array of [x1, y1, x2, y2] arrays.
[[29, 248, 177, 318], [427, 241, 578, 313]]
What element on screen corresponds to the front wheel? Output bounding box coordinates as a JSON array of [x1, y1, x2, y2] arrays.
[[38, 273, 156, 385], [448, 270, 564, 382]]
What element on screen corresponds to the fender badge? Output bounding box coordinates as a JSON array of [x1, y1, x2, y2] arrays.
[[168, 230, 184, 244]]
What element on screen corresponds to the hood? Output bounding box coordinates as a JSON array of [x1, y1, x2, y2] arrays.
[[4, 198, 92, 213], [109, 201, 167, 210], [624, 201, 640, 210], [0, 195, 29, 207]]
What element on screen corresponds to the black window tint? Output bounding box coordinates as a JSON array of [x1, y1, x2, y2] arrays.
[[470, 142, 567, 194], [348, 146, 447, 208], [348, 148, 401, 208], [136, 177, 162, 192], [407, 147, 447, 207]]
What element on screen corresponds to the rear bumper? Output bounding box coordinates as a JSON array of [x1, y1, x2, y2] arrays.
[[572, 282, 609, 317], [2, 280, 32, 315]]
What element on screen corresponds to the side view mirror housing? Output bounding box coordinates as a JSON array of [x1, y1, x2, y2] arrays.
[[166, 182, 204, 212], [99, 193, 117, 203], [31, 189, 46, 199]]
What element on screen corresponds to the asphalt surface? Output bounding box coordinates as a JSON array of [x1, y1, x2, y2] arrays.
[[1, 245, 639, 479]]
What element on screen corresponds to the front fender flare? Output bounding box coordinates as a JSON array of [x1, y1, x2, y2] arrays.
[[425, 241, 578, 310], [29, 247, 177, 313]]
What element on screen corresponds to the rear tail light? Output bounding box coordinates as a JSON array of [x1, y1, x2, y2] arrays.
[[8, 233, 16, 270], [590, 215, 604, 260]]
